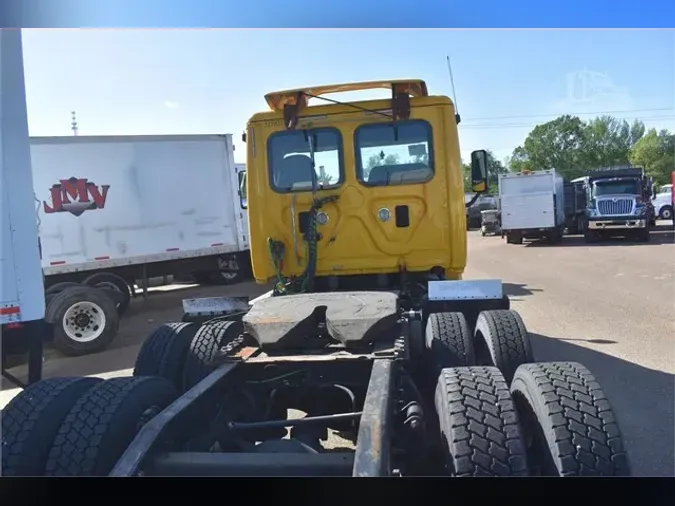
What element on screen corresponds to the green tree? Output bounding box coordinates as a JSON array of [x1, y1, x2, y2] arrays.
[[630, 128, 675, 185], [583, 116, 645, 169], [507, 114, 646, 180], [505, 146, 533, 172], [517, 115, 590, 180]]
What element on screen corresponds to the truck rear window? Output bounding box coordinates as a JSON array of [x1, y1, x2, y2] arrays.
[[354, 120, 434, 186], [267, 128, 343, 193]]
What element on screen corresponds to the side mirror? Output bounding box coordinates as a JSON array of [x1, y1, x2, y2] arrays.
[[241, 131, 247, 143], [238, 171, 247, 209], [470, 149, 488, 193]]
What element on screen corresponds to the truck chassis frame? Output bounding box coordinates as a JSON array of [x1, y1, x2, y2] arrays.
[[112, 282, 511, 477], [1, 280, 632, 477]]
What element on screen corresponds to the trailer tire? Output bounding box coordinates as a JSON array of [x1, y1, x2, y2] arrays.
[[47, 286, 120, 356], [82, 272, 132, 315], [182, 320, 244, 390], [210, 253, 247, 285], [510, 362, 630, 476], [192, 271, 213, 285], [636, 228, 650, 242], [434, 366, 528, 476], [474, 310, 534, 384], [1, 377, 103, 476], [506, 232, 523, 245], [44, 377, 177, 476], [134, 322, 199, 390], [425, 312, 475, 371], [548, 228, 564, 244], [45, 281, 81, 296]]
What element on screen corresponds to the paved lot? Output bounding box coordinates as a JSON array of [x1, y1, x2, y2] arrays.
[[2, 222, 674, 476]]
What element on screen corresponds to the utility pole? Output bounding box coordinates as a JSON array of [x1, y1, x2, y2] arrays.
[[71, 110, 79, 136]]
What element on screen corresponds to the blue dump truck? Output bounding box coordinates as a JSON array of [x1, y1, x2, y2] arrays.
[[571, 166, 655, 243]]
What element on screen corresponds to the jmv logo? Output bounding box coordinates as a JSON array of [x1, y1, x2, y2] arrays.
[[43, 177, 110, 217]]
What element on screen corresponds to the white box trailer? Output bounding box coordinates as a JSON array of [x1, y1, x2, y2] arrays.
[[498, 169, 566, 245], [1, 30, 48, 385], [30, 134, 251, 290]]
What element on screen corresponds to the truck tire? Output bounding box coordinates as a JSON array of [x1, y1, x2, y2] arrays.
[[182, 320, 244, 390], [1, 377, 103, 476], [45, 281, 81, 296], [506, 232, 523, 245], [550, 228, 564, 244], [133, 322, 199, 390], [46, 285, 120, 356], [434, 366, 528, 476], [474, 310, 534, 383], [659, 205, 673, 221], [510, 362, 631, 476], [583, 229, 599, 243], [192, 271, 213, 285], [82, 272, 132, 315], [210, 253, 247, 285], [636, 227, 650, 242], [425, 312, 475, 371], [44, 377, 177, 476]]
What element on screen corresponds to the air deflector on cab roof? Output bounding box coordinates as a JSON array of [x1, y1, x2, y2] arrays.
[[263, 80, 430, 130]]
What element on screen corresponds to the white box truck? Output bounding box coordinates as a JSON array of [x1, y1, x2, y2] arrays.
[[498, 169, 566, 245], [31, 134, 250, 294], [4, 134, 251, 359]]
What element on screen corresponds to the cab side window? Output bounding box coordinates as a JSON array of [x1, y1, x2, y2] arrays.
[[354, 120, 434, 186]]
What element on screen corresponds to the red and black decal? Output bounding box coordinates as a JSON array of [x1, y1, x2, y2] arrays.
[[43, 177, 110, 217]]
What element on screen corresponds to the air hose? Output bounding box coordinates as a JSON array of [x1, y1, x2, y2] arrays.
[[267, 194, 338, 296]]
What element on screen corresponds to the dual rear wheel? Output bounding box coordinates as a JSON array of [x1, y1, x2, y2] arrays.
[[424, 309, 630, 477]]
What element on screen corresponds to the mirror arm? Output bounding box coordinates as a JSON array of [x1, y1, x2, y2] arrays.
[[465, 192, 481, 209]]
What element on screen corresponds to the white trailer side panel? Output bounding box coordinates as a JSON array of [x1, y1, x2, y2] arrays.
[[499, 172, 556, 230], [30, 135, 239, 276], [1, 30, 45, 324]]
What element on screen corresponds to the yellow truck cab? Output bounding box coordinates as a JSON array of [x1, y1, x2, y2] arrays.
[[243, 79, 487, 295]]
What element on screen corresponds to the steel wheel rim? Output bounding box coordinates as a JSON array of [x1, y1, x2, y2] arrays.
[[62, 301, 106, 343]]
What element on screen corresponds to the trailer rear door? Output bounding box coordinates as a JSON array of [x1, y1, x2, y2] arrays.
[[500, 172, 556, 230]]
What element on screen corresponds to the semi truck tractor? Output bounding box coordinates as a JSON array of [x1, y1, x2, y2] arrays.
[[571, 166, 655, 243], [2, 66, 631, 476]]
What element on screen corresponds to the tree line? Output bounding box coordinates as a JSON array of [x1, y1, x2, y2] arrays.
[[463, 114, 675, 192]]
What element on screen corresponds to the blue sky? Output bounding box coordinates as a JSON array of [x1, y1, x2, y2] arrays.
[[22, 29, 675, 164]]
